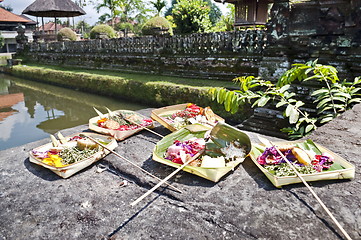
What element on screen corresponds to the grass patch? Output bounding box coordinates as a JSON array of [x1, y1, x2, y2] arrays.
[[22, 63, 237, 88]]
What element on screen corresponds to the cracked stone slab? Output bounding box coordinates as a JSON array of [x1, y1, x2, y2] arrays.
[[0, 107, 360, 240]]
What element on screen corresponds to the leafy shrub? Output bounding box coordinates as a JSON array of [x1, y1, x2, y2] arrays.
[[172, 0, 211, 34], [89, 24, 117, 39], [142, 16, 173, 36], [57, 27, 77, 41], [210, 60, 361, 139]]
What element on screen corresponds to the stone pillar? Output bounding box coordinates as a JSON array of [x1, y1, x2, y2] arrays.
[[259, 0, 291, 80]]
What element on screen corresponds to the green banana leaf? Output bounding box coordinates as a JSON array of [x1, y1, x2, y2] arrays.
[[250, 139, 355, 187], [153, 122, 252, 182]]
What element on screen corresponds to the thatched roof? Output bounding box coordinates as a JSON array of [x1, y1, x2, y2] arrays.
[[22, 0, 86, 17]]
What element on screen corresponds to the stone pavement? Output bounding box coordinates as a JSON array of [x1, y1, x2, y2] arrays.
[[0, 107, 360, 240]]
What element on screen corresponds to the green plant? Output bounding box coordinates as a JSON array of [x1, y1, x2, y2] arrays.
[[89, 24, 117, 39], [172, 0, 211, 34], [151, 0, 166, 16], [0, 32, 4, 48], [141, 16, 173, 35], [57, 27, 77, 41], [210, 60, 361, 139]]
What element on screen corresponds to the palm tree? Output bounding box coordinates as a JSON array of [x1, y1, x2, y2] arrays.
[[151, 0, 166, 16], [95, 0, 121, 28]]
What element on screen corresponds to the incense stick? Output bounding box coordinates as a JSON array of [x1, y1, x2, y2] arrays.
[[84, 135, 182, 193], [124, 117, 164, 138], [258, 136, 352, 240], [130, 149, 205, 207], [114, 109, 164, 138]]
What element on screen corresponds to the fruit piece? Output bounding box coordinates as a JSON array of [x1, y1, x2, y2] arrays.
[[204, 107, 216, 123], [104, 119, 120, 130], [77, 138, 98, 150], [200, 155, 226, 168], [292, 147, 312, 165]]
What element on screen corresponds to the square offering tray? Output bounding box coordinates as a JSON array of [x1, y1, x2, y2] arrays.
[[29, 132, 117, 178], [89, 109, 154, 141], [249, 140, 355, 188], [151, 103, 224, 132], [152, 123, 251, 182]]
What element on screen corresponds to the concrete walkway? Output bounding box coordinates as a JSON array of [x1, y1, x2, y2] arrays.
[[0, 107, 360, 240]]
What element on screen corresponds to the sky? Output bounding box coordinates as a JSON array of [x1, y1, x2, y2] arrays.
[[3, 0, 229, 26]]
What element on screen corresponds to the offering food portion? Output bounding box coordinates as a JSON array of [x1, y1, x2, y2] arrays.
[[29, 132, 117, 178], [153, 122, 251, 182], [151, 103, 224, 132], [250, 139, 355, 187], [89, 108, 154, 140]]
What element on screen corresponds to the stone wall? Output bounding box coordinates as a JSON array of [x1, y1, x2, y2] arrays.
[[261, 0, 361, 81], [19, 31, 267, 80]]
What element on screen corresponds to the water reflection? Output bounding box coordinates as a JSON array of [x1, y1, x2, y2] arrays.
[[0, 73, 148, 150]]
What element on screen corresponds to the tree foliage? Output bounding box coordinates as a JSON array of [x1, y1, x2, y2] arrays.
[[172, 0, 211, 34], [151, 0, 166, 16], [211, 4, 234, 32], [204, 0, 221, 25], [166, 0, 221, 26], [95, 0, 121, 28], [0, 4, 13, 12], [94, 0, 149, 28], [210, 60, 361, 139]]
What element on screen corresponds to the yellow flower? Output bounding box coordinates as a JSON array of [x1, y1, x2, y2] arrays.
[[42, 154, 67, 167]]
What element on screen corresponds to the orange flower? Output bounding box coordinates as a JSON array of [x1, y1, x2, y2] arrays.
[[97, 118, 108, 124]]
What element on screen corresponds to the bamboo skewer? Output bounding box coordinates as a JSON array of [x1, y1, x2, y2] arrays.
[[130, 149, 205, 207], [123, 117, 164, 138], [258, 136, 352, 240], [106, 107, 165, 139], [83, 135, 182, 193]]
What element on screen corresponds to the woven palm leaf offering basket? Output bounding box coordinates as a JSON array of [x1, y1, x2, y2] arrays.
[[152, 122, 252, 182], [249, 139, 355, 188], [89, 108, 154, 141], [151, 103, 224, 132], [29, 132, 117, 178]]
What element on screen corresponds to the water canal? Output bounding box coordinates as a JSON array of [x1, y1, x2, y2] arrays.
[[0, 73, 149, 151]]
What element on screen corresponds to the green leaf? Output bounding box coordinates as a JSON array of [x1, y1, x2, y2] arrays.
[[209, 88, 216, 100], [319, 114, 335, 124], [348, 98, 361, 104], [311, 89, 329, 96], [316, 98, 333, 109], [333, 92, 351, 99], [285, 104, 293, 117], [350, 88, 361, 95], [279, 85, 290, 93], [224, 91, 235, 112], [257, 95, 270, 107], [305, 124, 314, 133], [289, 108, 299, 124], [216, 88, 227, 104], [317, 105, 333, 113], [333, 97, 349, 103], [276, 100, 287, 108], [295, 101, 304, 108]]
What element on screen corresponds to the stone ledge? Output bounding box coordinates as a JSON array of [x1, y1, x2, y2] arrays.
[[0, 107, 360, 239]]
